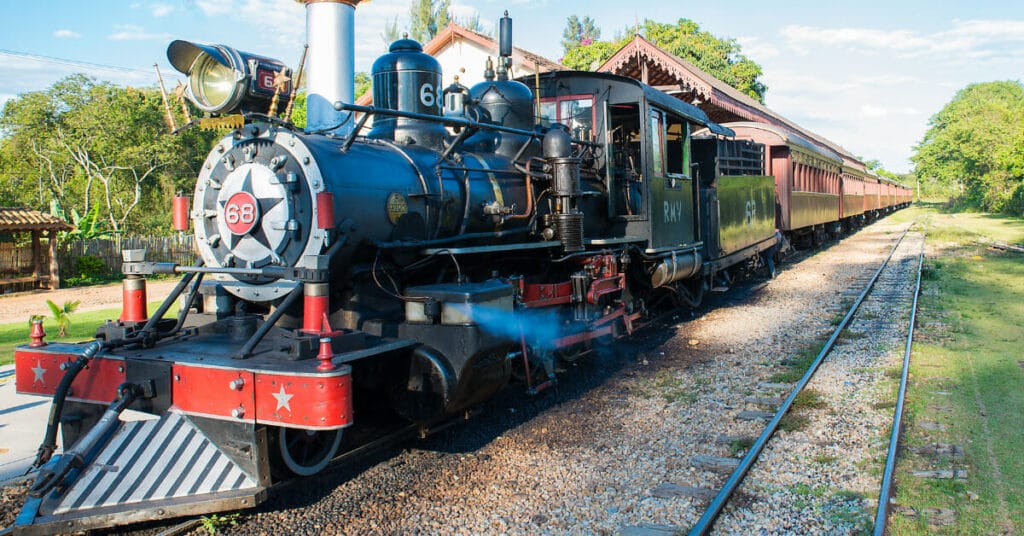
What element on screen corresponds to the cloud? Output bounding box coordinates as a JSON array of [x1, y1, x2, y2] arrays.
[[736, 36, 780, 60], [151, 3, 174, 17], [108, 24, 172, 41], [859, 104, 888, 119], [449, 2, 480, 21], [193, 0, 232, 16], [764, 71, 920, 97], [782, 19, 1024, 61], [53, 29, 81, 39], [183, 0, 480, 70], [0, 53, 154, 104]]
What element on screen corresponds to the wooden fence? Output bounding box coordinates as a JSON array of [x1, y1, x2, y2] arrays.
[[56, 235, 195, 279], [0, 242, 47, 277]]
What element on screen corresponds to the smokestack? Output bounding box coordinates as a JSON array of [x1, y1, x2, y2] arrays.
[[299, 0, 362, 135]]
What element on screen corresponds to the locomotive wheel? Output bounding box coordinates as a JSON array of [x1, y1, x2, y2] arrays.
[[269, 426, 343, 478], [511, 348, 546, 382]]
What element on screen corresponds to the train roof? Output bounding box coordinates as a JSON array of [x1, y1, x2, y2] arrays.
[[841, 156, 868, 175], [715, 121, 843, 163], [529, 71, 735, 137]]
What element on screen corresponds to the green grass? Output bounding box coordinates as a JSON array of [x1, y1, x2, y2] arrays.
[[812, 453, 839, 465], [791, 388, 828, 410], [888, 205, 1024, 535], [770, 342, 825, 383], [728, 437, 754, 456], [634, 369, 701, 404], [0, 301, 178, 365], [779, 412, 810, 432]]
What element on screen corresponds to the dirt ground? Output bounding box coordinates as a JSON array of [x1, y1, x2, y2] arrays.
[[0, 280, 180, 325]]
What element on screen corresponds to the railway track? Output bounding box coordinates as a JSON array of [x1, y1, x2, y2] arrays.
[[63, 220, 921, 535], [689, 224, 924, 535]]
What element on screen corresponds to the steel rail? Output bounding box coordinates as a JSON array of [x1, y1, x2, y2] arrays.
[[873, 233, 925, 535], [688, 225, 913, 536]]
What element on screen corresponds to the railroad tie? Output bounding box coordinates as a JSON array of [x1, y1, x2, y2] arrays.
[[909, 443, 964, 459], [893, 506, 958, 527], [743, 396, 784, 406], [756, 382, 792, 390], [714, 434, 755, 445], [735, 410, 775, 422], [691, 455, 741, 473], [910, 469, 968, 480], [619, 523, 685, 536], [649, 483, 716, 501]]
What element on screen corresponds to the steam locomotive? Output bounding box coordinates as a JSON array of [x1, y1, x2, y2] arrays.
[[10, 3, 909, 533]]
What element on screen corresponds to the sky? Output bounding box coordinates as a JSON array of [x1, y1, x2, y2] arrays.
[[2, 0, 1023, 174]]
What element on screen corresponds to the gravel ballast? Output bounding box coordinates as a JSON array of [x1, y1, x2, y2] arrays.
[[1, 216, 922, 536], [223, 218, 920, 536]]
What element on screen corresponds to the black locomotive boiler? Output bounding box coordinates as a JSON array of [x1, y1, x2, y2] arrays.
[[9, 4, 897, 533]]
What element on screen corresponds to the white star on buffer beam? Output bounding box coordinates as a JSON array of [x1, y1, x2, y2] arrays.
[[272, 385, 293, 412], [32, 360, 46, 384]]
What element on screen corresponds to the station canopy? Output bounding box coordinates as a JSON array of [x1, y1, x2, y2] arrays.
[[598, 35, 861, 162]]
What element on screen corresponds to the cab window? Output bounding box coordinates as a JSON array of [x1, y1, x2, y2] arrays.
[[540, 95, 595, 142], [649, 107, 691, 189]]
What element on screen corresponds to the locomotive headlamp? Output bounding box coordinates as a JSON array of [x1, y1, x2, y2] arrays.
[[167, 40, 291, 115]]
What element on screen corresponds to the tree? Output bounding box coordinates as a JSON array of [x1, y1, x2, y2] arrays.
[[561, 15, 601, 54], [46, 299, 79, 337], [381, 15, 402, 49], [408, 0, 451, 43], [863, 159, 899, 181], [560, 18, 768, 104], [912, 81, 1024, 214], [354, 72, 372, 101], [456, 13, 486, 35], [287, 71, 371, 130], [386, 0, 485, 47], [0, 75, 216, 234], [563, 40, 625, 71]]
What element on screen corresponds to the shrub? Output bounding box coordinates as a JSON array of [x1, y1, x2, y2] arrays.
[[76, 255, 107, 278]]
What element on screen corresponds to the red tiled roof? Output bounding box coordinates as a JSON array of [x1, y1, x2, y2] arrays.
[[599, 35, 859, 160], [0, 207, 74, 232]]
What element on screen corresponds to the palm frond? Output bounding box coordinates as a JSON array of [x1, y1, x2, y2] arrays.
[[46, 299, 61, 318]]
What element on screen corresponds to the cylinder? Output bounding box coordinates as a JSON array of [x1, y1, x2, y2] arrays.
[[316, 191, 335, 229], [650, 250, 702, 288], [120, 277, 148, 323], [550, 158, 580, 197], [553, 213, 584, 252], [172, 195, 190, 231], [304, 0, 356, 135], [303, 282, 330, 333]]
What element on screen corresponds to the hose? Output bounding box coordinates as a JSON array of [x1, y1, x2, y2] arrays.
[[31, 340, 105, 469]]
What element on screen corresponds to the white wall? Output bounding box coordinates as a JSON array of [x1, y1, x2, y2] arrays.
[[434, 40, 540, 89]]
